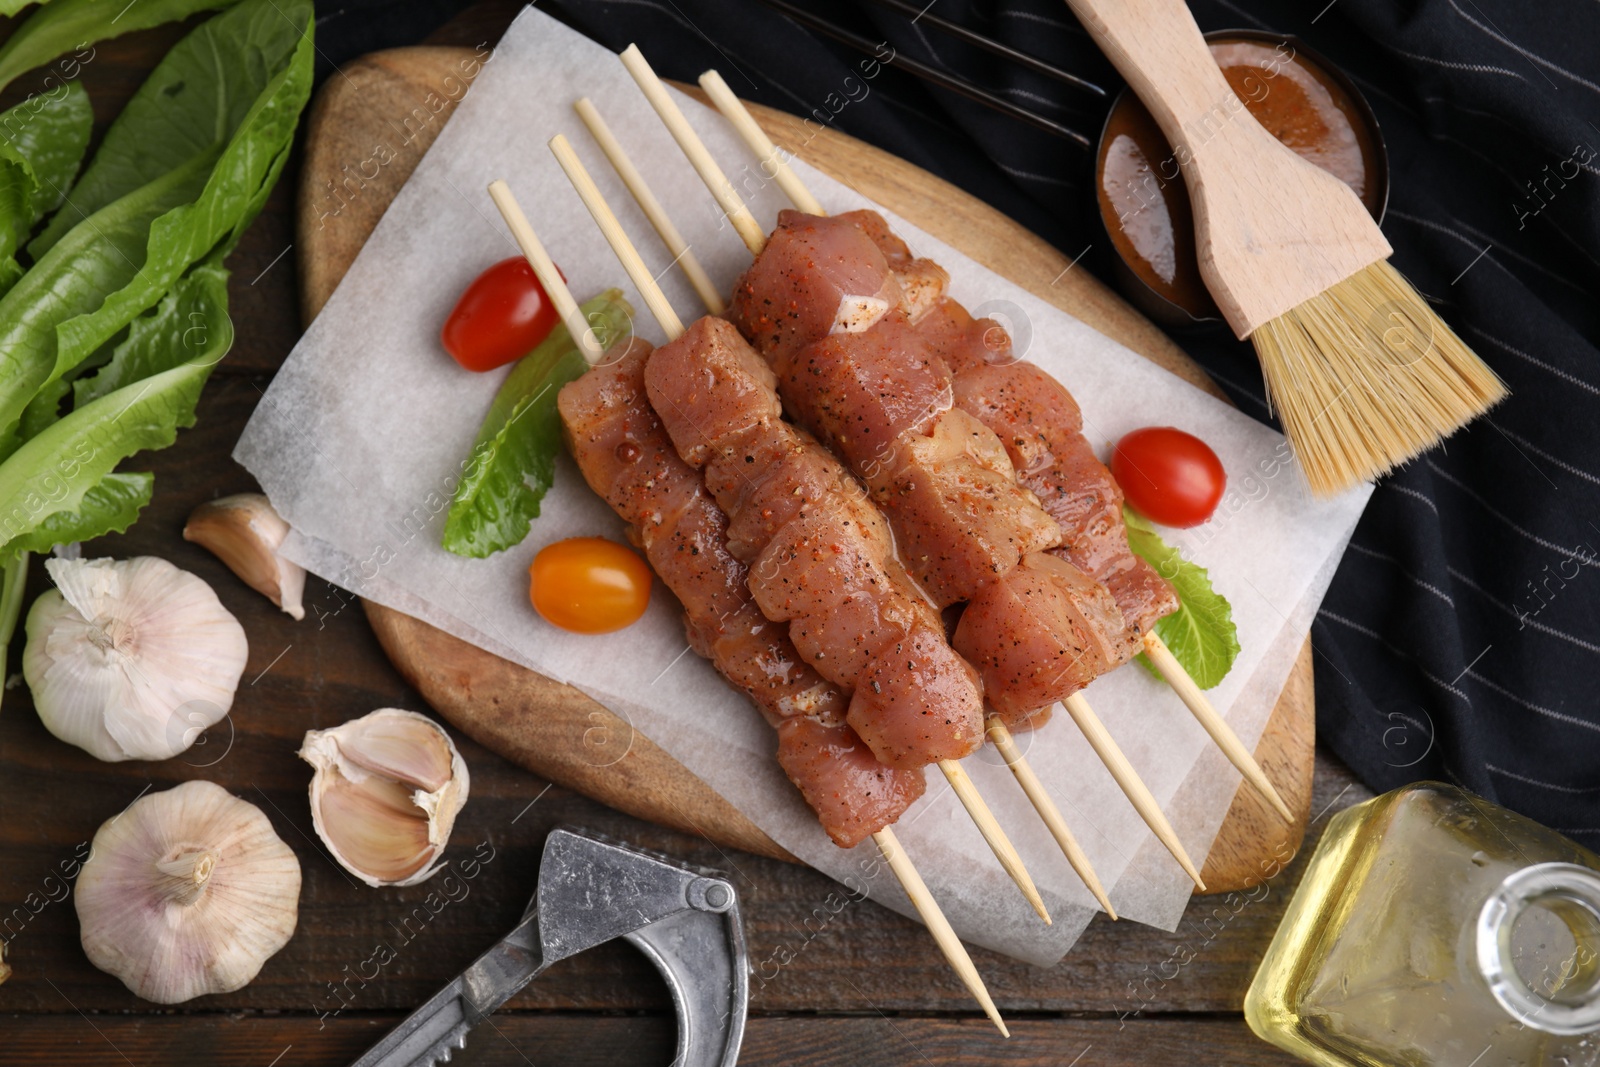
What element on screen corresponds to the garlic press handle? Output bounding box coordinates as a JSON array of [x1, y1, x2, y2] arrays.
[[346, 828, 748, 1067], [625, 878, 747, 1067]]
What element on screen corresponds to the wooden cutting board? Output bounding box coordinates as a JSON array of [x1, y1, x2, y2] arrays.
[[295, 45, 1314, 894]]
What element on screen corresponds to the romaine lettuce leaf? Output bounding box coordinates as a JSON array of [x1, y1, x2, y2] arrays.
[[0, 79, 91, 227], [0, 549, 27, 712], [10, 253, 234, 448], [0, 355, 215, 563], [1, 471, 152, 556], [442, 291, 635, 558], [0, 79, 91, 293], [75, 255, 233, 405], [0, 0, 46, 22], [1124, 505, 1240, 689], [0, 154, 212, 437], [0, 0, 312, 436], [0, 0, 237, 93]]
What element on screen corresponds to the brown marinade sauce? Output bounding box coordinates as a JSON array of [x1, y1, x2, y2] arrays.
[[1097, 37, 1381, 318]]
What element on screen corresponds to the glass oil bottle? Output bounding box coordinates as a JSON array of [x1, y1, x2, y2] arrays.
[[1246, 782, 1600, 1066]]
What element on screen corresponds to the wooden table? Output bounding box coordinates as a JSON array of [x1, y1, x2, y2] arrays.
[[0, 6, 1373, 1063]]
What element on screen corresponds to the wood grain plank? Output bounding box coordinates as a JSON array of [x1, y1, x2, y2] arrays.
[[1, 1012, 1303, 1066], [1, 543, 1370, 1028]]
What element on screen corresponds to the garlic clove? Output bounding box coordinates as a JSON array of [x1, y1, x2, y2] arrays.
[[76, 780, 301, 1004], [319, 710, 458, 793], [316, 771, 438, 884], [299, 708, 470, 887], [23, 557, 249, 762], [184, 493, 306, 621]]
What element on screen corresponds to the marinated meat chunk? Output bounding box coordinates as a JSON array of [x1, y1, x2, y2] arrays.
[[954, 552, 1136, 723], [777, 717, 926, 848], [645, 316, 985, 767], [731, 210, 1154, 712], [559, 339, 923, 842]]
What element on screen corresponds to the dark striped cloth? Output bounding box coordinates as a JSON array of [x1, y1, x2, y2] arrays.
[[321, 0, 1600, 838]]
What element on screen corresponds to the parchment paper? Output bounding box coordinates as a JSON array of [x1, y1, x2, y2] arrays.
[[235, 7, 1372, 965]]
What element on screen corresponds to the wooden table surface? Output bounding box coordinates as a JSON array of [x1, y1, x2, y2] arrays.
[[0, 5, 1374, 1064]]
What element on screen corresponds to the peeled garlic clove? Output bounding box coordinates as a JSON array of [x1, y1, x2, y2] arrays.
[[23, 557, 249, 762], [184, 493, 306, 621], [299, 708, 470, 887], [76, 780, 301, 1004]]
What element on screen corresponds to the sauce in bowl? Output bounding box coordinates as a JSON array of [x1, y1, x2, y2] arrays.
[[1096, 33, 1386, 325]]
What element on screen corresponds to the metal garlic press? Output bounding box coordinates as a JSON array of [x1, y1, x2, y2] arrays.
[[350, 827, 748, 1067]]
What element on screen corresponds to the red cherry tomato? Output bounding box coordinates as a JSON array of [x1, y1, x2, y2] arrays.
[[530, 537, 652, 634], [1111, 427, 1226, 527], [441, 257, 563, 372]]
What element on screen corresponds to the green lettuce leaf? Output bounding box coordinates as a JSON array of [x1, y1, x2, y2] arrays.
[[0, 79, 92, 227], [31, 0, 308, 257], [0, 0, 237, 94], [0, 0, 312, 437], [75, 255, 233, 405], [442, 290, 635, 558], [0, 355, 215, 562], [1, 471, 152, 556], [0, 79, 91, 293], [0, 549, 27, 714], [1124, 505, 1240, 689], [0, 0, 46, 22], [17, 375, 70, 442], [1, 252, 232, 535], [0, 153, 212, 438], [8, 254, 233, 445]]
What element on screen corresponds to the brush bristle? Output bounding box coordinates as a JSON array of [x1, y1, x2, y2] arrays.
[[1251, 260, 1507, 496]]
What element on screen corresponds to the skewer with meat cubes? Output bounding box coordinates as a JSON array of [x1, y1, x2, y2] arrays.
[[613, 46, 1295, 880], [565, 99, 1123, 899], [485, 178, 1023, 1035], [687, 69, 1293, 825], [572, 88, 1121, 917], [545, 134, 1053, 914]]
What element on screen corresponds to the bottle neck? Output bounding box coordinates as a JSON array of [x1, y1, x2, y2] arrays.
[[1477, 862, 1600, 1035]]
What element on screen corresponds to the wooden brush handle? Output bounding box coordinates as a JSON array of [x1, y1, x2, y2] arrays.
[[1066, 0, 1241, 153], [1063, 0, 1391, 336]]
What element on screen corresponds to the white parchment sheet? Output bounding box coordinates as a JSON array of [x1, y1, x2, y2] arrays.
[[236, 7, 1372, 965]]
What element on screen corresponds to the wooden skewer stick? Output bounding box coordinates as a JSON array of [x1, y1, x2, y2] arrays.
[[618, 44, 768, 256], [545, 136, 1016, 1031], [697, 70, 825, 216], [548, 140, 685, 339], [1142, 631, 1292, 823], [874, 826, 1009, 1037], [558, 126, 1051, 928], [985, 716, 1116, 919], [1062, 693, 1204, 889], [573, 97, 726, 316], [696, 66, 1291, 835], [486, 179, 604, 363], [938, 759, 1050, 924]]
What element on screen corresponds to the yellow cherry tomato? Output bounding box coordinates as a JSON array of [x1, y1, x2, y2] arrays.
[[530, 537, 652, 634]]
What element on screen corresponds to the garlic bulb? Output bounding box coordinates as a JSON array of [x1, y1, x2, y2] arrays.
[[76, 780, 301, 1004], [23, 557, 249, 762], [184, 494, 306, 620], [299, 708, 470, 887]]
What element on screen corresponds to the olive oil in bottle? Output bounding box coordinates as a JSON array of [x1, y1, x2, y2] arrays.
[[1246, 782, 1600, 1067]]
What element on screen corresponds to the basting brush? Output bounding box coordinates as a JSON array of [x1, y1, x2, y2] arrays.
[[1065, 0, 1506, 496]]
